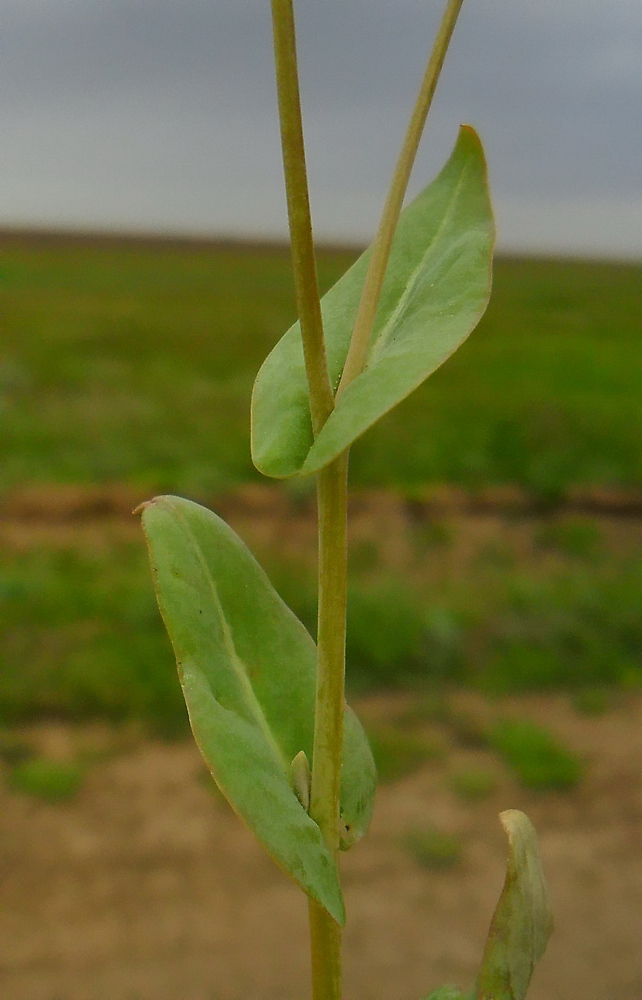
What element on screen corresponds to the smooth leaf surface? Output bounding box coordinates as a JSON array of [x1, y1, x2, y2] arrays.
[[140, 495, 376, 924], [476, 810, 553, 1000], [252, 126, 494, 479]]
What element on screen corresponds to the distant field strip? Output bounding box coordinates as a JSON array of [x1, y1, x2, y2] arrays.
[[1, 485, 641, 730], [2, 239, 641, 494]]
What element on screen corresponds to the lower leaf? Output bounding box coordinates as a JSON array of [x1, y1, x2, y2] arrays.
[[140, 495, 376, 924]]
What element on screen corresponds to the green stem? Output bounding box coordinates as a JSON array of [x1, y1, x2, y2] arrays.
[[310, 453, 349, 848], [307, 451, 348, 1000], [336, 0, 467, 396], [308, 898, 343, 1000], [270, 0, 335, 434], [271, 3, 346, 999]]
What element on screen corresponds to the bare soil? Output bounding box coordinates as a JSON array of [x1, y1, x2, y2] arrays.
[[1, 693, 642, 1000], [2, 484, 641, 999], [2, 483, 642, 578]]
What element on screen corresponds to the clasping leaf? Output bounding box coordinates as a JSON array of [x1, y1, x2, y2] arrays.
[[252, 126, 494, 479], [140, 495, 376, 925]]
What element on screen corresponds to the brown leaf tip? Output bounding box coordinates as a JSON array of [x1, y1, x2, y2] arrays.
[[132, 499, 156, 516]]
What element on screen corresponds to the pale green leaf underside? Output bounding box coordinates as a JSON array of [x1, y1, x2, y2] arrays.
[[476, 810, 554, 1000], [252, 126, 494, 479], [140, 495, 376, 924]]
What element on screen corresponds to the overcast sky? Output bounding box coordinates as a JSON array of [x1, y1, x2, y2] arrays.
[[2, 0, 641, 257]]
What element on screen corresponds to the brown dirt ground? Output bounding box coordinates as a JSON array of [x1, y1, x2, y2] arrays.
[[2, 483, 642, 577], [1, 693, 642, 1000]]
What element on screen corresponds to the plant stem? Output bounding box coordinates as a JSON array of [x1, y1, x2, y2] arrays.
[[270, 0, 335, 435], [309, 897, 343, 1000], [271, 3, 346, 999], [308, 451, 348, 1000], [310, 453, 349, 847], [336, 0, 467, 396]]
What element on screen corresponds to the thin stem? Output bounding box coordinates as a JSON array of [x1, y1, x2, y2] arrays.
[[308, 899, 343, 1000], [271, 4, 345, 999], [271, 0, 334, 435], [307, 451, 349, 1000], [336, 0, 467, 397], [310, 453, 349, 848]]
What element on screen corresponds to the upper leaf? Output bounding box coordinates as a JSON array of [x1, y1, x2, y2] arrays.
[[252, 126, 494, 479], [140, 495, 376, 924], [475, 810, 554, 1000]]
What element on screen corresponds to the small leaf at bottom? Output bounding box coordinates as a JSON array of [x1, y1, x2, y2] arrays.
[[475, 810, 553, 1000]]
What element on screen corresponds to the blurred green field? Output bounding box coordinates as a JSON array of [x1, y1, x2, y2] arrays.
[[1, 512, 641, 734], [1, 237, 641, 732], [2, 238, 641, 496]]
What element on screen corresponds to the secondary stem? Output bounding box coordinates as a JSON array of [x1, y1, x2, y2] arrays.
[[336, 0, 467, 396], [270, 0, 334, 434]]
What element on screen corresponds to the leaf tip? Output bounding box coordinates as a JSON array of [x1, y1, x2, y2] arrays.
[[456, 124, 487, 169], [499, 807, 532, 838], [459, 122, 481, 141], [132, 499, 155, 517]]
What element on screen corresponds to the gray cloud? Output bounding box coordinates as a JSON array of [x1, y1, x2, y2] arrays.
[[1, 0, 641, 256]]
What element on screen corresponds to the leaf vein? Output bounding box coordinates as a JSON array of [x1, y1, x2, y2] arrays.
[[169, 498, 291, 776], [366, 161, 471, 367]]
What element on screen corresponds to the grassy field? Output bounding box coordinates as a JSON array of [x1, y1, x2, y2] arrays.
[[1, 236, 641, 732], [2, 238, 641, 496], [2, 502, 641, 734]]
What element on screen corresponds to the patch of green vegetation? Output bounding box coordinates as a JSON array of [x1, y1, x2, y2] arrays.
[[2, 245, 641, 493], [412, 519, 454, 550], [367, 728, 442, 783], [7, 759, 85, 802], [0, 544, 187, 735], [347, 582, 434, 689], [2, 540, 641, 731], [0, 730, 33, 765], [480, 563, 642, 693], [349, 588, 464, 692], [272, 565, 466, 691], [477, 540, 516, 570], [488, 719, 583, 790], [536, 518, 602, 558], [572, 687, 611, 716], [351, 258, 642, 495], [405, 827, 462, 868], [449, 768, 497, 801]]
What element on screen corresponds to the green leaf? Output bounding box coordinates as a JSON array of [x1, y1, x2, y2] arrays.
[[475, 810, 553, 1000], [252, 125, 494, 479], [140, 495, 376, 924], [424, 987, 470, 1000]]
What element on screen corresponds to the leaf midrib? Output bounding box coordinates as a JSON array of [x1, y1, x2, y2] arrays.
[[365, 161, 470, 369], [171, 499, 291, 777]]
